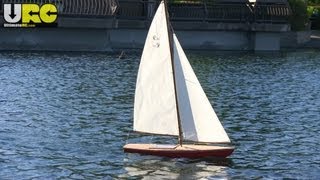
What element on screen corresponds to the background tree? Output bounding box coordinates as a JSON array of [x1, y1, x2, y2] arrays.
[[288, 0, 309, 30]]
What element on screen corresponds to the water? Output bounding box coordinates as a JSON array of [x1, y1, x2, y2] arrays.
[[0, 51, 319, 179]]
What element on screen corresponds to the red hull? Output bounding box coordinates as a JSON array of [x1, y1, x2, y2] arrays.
[[123, 144, 234, 158]]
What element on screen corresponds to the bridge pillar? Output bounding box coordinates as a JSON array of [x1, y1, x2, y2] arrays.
[[254, 32, 280, 51]]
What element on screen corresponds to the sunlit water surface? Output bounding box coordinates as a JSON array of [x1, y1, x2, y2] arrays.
[[0, 51, 319, 179]]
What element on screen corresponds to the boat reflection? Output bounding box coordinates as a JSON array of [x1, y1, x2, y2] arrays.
[[120, 154, 233, 179]]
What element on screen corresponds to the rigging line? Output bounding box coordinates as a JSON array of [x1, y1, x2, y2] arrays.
[[125, 129, 131, 145]]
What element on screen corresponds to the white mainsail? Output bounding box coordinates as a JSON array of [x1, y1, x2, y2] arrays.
[[173, 34, 231, 143], [133, 2, 179, 136]]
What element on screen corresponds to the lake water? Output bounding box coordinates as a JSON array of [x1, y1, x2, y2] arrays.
[[0, 51, 319, 179]]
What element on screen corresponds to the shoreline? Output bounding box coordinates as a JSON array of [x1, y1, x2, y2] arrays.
[[0, 47, 318, 56]]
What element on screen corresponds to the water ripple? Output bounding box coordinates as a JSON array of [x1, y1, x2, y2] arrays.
[[0, 50, 320, 179]]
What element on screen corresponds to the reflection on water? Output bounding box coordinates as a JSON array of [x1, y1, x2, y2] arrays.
[[121, 154, 232, 179], [0, 50, 320, 179]]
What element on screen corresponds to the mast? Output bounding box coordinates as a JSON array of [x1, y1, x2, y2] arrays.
[[163, 0, 183, 146]]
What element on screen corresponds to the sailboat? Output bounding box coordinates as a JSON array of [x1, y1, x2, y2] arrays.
[[123, 0, 234, 158]]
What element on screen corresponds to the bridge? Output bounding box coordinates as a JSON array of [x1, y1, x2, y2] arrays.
[[0, 0, 290, 22], [118, 0, 290, 24], [0, 0, 292, 51]]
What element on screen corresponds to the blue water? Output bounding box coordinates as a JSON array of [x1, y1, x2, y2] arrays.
[[0, 51, 319, 179]]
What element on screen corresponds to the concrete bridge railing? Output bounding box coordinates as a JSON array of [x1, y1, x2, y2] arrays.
[[0, 0, 291, 23], [116, 0, 291, 24]]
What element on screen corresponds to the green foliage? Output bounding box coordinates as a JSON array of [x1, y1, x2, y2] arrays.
[[308, 0, 320, 5], [288, 0, 309, 31], [307, 6, 315, 17], [308, 6, 320, 29]]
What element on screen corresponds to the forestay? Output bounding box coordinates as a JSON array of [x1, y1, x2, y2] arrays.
[[173, 34, 231, 143], [133, 2, 179, 136]]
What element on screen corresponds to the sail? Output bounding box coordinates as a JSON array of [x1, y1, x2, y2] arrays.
[[173, 34, 231, 143], [133, 2, 179, 136]]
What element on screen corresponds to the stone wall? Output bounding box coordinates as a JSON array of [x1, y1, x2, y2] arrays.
[[0, 16, 291, 52], [281, 31, 311, 48]]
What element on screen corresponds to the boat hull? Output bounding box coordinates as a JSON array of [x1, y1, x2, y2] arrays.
[[123, 144, 234, 158]]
